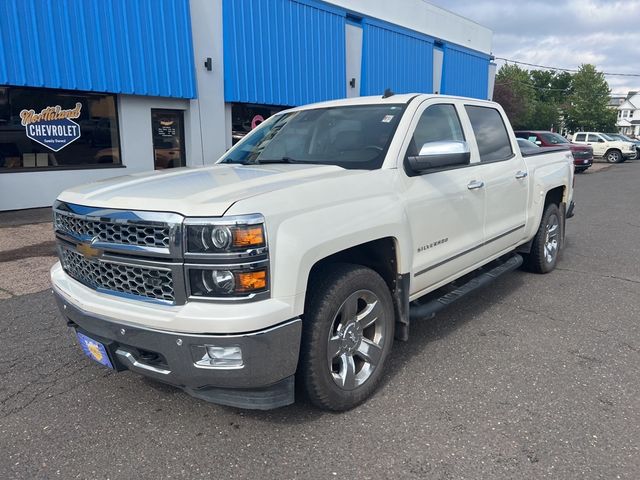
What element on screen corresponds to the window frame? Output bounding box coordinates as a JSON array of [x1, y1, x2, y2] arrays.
[[463, 104, 515, 164], [0, 85, 122, 174], [401, 101, 471, 176]]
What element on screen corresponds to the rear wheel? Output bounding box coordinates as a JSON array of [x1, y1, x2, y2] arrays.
[[299, 264, 394, 411], [522, 203, 561, 274], [605, 149, 622, 163]]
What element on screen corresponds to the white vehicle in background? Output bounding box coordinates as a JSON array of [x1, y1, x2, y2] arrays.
[[51, 94, 575, 411], [572, 132, 636, 163]]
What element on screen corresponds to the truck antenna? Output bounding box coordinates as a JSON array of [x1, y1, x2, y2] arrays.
[[382, 88, 394, 98]]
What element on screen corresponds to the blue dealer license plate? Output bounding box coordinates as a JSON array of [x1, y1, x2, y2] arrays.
[[76, 331, 114, 369]]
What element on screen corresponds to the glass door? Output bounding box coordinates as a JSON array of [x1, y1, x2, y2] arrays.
[[151, 109, 185, 169]]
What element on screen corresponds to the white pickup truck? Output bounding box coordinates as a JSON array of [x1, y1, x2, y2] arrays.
[[51, 94, 575, 410]]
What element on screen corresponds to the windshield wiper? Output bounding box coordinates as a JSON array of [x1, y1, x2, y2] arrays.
[[252, 157, 322, 165]]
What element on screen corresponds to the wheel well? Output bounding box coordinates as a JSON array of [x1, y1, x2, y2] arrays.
[[605, 148, 621, 157], [307, 237, 410, 341], [545, 185, 565, 207], [309, 237, 399, 292]]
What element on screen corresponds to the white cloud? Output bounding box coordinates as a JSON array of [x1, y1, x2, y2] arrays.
[[431, 0, 640, 93]]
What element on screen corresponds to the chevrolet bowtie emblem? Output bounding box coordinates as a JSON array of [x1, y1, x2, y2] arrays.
[[77, 242, 103, 259]]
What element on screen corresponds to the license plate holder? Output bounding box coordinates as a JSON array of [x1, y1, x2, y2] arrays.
[[76, 331, 114, 369]]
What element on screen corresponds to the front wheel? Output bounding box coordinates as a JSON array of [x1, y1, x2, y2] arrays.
[[522, 203, 562, 274], [299, 264, 395, 411], [605, 150, 622, 163]]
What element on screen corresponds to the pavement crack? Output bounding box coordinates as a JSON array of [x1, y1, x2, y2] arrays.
[[516, 305, 565, 323], [556, 267, 640, 285]]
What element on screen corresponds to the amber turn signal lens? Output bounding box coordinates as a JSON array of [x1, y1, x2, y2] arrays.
[[235, 270, 267, 292], [232, 226, 265, 247]]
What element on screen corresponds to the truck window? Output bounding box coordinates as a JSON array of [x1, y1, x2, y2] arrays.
[[465, 105, 513, 162], [407, 104, 465, 156], [587, 134, 601, 142], [574, 133, 586, 142]]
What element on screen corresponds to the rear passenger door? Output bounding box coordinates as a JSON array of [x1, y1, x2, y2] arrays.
[[464, 104, 529, 256]]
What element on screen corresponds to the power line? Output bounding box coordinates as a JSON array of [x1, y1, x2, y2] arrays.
[[495, 80, 569, 92], [495, 56, 640, 78]]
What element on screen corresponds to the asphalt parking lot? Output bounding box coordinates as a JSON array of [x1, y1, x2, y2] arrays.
[[1, 162, 639, 479]]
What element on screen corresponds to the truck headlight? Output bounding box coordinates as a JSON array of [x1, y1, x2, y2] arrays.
[[184, 215, 266, 254], [188, 266, 268, 298]]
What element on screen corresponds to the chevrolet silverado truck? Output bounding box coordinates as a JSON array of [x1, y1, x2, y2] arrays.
[[51, 94, 575, 411]]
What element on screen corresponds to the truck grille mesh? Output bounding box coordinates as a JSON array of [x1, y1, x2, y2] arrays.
[[60, 248, 175, 303], [55, 212, 170, 248]]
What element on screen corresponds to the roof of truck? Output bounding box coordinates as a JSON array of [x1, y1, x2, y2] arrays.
[[281, 93, 495, 113]]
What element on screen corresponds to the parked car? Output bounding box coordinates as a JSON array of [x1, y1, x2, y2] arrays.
[[515, 130, 593, 173], [51, 94, 575, 411], [571, 132, 636, 163], [606, 133, 640, 157]]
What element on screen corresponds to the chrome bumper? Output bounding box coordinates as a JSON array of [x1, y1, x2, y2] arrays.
[[54, 292, 301, 409]]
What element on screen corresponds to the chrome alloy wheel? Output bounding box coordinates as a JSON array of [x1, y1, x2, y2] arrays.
[[544, 213, 560, 264], [327, 289, 387, 390]]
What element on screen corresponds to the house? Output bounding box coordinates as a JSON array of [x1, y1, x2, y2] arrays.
[[617, 91, 640, 137]]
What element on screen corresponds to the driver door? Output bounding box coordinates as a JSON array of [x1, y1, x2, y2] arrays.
[[399, 100, 486, 297]]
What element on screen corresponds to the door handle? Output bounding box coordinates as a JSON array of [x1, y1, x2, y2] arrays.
[[515, 170, 528, 179], [467, 180, 484, 190]]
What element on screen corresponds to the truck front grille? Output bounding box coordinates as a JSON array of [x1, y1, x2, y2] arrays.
[[60, 247, 176, 303], [54, 212, 170, 249]]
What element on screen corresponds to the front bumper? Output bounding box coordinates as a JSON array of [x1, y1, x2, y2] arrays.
[[54, 291, 301, 409]]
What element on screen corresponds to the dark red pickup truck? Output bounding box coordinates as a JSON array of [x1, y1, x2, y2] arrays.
[[515, 130, 593, 173]]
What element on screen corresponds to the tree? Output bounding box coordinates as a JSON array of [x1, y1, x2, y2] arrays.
[[565, 64, 617, 132], [493, 64, 536, 129], [527, 69, 570, 131]]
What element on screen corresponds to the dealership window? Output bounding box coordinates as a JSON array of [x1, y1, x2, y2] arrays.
[[0, 86, 120, 171], [151, 109, 186, 169], [231, 103, 288, 145]]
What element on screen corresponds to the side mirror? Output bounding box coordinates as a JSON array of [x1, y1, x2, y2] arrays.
[[598, 138, 605, 143], [407, 141, 470, 174]]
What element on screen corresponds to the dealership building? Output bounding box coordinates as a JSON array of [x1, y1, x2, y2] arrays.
[[0, 0, 494, 211]]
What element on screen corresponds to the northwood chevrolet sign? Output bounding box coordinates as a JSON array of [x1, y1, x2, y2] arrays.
[[20, 103, 82, 152]]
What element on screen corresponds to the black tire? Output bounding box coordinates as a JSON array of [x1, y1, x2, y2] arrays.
[[299, 264, 395, 411], [522, 203, 561, 274], [605, 149, 622, 163]]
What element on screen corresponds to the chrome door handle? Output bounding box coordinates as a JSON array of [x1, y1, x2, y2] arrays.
[[515, 170, 528, 179], [467, 180, 484, 190]]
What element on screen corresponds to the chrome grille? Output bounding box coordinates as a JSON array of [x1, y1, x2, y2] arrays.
[[60, 248, 175, 303], [54, 212, 170, 248]]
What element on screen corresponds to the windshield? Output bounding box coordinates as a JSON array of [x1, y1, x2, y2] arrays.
[[541, 132, 569, 144], [220, 104, 406, 170], [610, 133, 631, 141], [600, 133, 614, 141]]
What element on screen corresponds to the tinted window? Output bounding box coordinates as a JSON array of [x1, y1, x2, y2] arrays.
[[587, 134, 600, 142], [540, 132, 569, 144], [574, 133, 586, 142], [408, 104, 464, 156], [465, 106, 513, 162], [221, 104, 405, 170], [0, 86, 120, 170]]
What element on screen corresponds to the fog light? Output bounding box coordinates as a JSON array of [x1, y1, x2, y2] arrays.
[[194, 345, 243, 368]]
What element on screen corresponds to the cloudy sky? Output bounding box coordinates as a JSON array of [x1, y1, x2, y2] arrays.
[[430, 0, 640, 94]]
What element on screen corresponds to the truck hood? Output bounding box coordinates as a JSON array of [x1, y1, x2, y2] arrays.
[[58, 163, 358, 216]]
